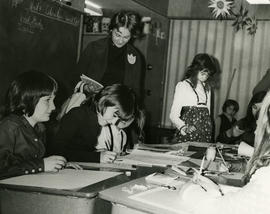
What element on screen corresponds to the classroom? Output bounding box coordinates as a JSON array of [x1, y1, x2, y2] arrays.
[[0, 0, 270, 213]]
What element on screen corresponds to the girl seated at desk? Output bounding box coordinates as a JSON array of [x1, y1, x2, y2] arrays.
[[217, 91, 266, 146], [170, 53, 217, 143], [215, 99, 239, 142], [52, 84, 144, 163], [178, 91, 270, 214], [0, 71, 68, 179]]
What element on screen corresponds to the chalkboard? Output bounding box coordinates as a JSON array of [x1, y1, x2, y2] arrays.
[[0, 0, 82, 107]]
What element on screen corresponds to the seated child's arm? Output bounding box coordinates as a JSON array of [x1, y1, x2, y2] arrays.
[[0, 126, 44, 179]]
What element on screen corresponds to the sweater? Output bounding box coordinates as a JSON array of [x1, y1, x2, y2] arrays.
[[77, 37, 144, 101], [53, 105, 101, 162]]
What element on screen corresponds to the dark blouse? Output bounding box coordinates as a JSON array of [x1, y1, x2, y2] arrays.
[[101, 42, 126, 86], [0, 114, 45, 179], [52, 104, 101, 162], [77, 37, 144, 102], [219, 114, 236, 133]]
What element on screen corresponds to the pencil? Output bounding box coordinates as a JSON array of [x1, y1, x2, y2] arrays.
[[105, 140, 110, 151], [216, 147, 229, 170], [199, 155, 205, 175]]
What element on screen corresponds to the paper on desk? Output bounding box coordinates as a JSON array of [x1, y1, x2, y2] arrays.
[[116, 149, 190, 167], [0, 169, 122, 190], [130, 183, 242, 214], [129, 186, 191, 214]]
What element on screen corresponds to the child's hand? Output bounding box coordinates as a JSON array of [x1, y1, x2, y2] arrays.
[[181, 125, 197, 134], [100, 151, 117, 163], [44, 156, 67, 172]]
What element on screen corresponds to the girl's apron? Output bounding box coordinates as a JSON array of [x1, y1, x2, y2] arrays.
[[176, 81, 212, 143]]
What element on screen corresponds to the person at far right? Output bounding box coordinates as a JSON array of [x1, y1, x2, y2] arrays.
[[170, 53, 217, 143], [178, 90, 270, 214]]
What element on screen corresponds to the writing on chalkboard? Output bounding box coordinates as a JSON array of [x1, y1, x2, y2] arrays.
[[13, 0, 80, 27], [18, 14, 44, 34]]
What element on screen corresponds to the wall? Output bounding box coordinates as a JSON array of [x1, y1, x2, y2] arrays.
[[168, 0, 270, 19], [132, 0, 169, 16], [162, 19, 270, 127]]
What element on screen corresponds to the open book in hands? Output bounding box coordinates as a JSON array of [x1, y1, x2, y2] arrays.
[[80, 74, 103, 92]]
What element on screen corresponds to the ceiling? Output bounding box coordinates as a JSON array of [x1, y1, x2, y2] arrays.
[[87, 0, 155, 16]]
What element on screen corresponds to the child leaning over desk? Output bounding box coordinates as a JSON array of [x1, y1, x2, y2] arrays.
[[178, 91, 270, 214], [0, 71, 79, 180], [52, 84, 144, 163]]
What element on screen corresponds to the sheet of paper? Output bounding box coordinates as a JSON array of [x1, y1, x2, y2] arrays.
[[116, 149, 190, 167], [129, 186, 191, 214], [130, 183, 241, 214], [219, 184, 241, 194], [0, 169, 122, 190]]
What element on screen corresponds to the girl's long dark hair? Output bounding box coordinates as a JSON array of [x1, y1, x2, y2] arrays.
[[184, 53, 217, 91]]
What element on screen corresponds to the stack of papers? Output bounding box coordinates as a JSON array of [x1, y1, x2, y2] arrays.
[[115, 149, 190, 167]]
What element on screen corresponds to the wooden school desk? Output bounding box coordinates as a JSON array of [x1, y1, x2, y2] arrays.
[[99, 158, 246, 214], [0, 166, 161, 214], [100, 172, 245, 214]]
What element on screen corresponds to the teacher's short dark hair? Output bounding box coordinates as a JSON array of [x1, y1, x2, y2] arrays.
[[5, 70, 57, 117], [109, 10, 143, 38]]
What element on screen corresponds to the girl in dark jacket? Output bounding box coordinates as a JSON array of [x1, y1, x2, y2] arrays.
[[0, 71, 68, 179]]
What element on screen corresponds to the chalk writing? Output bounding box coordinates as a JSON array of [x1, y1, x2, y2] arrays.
[[18, 14, 44, 33], [28, 0, 80, 26]]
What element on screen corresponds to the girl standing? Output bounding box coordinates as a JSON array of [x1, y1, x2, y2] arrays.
[[170, 53, 217, 143]]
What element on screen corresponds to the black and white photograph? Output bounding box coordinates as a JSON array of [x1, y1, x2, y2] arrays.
[[0, 0, 269, 213]]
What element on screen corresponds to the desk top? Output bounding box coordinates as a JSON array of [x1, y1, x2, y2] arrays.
[[0, 142, 244, 200], [99, 176, 190, 214], [0, 166, 162, 199], [99, 166, 244, 214]]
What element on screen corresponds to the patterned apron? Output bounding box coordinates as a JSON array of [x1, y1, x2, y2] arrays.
[[175, 81, 212, 143]]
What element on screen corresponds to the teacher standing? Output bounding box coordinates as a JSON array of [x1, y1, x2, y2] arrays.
[[77, 10, 145, 101]]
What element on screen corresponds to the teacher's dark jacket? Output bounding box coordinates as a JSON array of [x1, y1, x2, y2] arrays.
[[0, 114, 45, 179], [77, 37, 145, 101]]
